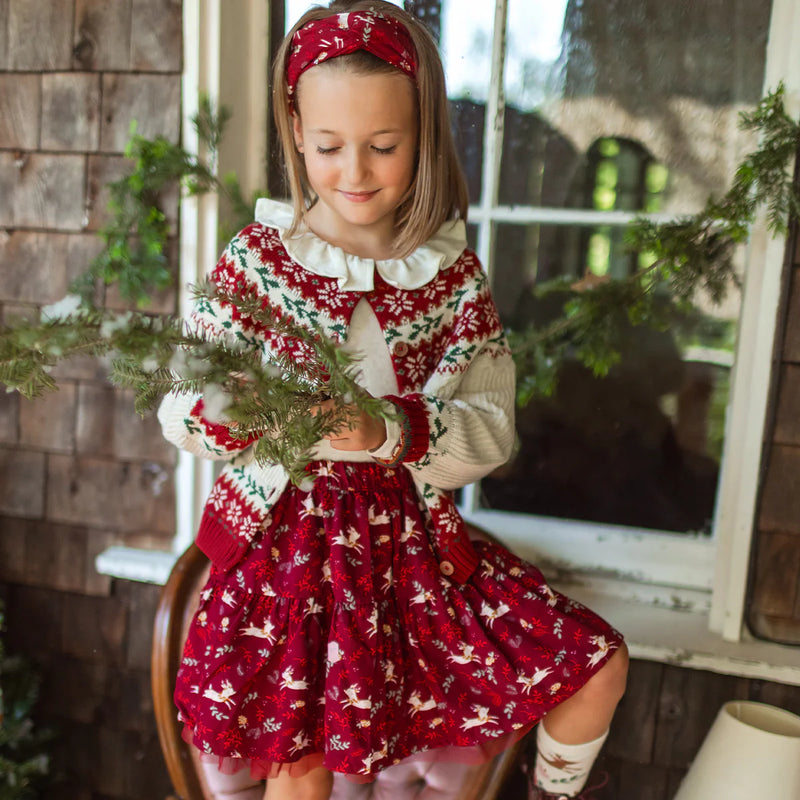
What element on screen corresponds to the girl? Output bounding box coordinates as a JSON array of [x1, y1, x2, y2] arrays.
[[158, 2, 628, 799]]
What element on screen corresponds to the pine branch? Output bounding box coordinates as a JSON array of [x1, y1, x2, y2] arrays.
[[510, 82, 800, 403], [0, 283, 392, 484]]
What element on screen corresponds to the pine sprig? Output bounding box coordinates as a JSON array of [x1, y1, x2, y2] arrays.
[[71, 95, 255, 308], [0, 283, 392, 484], [510, 82, 800, 403]]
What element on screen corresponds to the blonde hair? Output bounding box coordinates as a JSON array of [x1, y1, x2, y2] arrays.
[[272, 0, 469, 257]]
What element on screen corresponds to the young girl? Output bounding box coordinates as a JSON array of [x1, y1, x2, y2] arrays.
[[158, 2, 628, 799]]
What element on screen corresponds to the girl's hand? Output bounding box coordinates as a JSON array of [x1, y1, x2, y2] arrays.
[[314, 398, 387, 451]]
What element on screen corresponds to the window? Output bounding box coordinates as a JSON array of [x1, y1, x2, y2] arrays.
[[410, 0, 791, 644]]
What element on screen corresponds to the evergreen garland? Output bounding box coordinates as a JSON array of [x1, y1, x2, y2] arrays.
[[1, 85, 799, 470], [0, 602, 51, 800]]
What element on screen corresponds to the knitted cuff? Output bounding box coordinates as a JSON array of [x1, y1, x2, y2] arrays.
[[372, 394, 430, 467], [190, 399, 260, 450]]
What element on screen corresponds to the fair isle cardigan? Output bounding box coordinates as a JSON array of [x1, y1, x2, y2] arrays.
[[158, 200, 516, 584]]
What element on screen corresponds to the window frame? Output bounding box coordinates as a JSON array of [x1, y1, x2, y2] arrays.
[[95, 0, 800, 667], [453, 0, 800, 644]]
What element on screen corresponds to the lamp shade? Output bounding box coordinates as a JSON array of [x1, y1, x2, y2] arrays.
[[673, 700, 800, 800]]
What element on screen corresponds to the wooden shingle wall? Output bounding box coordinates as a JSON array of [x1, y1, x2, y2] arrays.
[[750, 213, 800, 643], [0, 1, 180, 797]]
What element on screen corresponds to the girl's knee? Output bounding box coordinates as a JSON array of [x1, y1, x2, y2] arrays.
[[586, 642, 629, 703]]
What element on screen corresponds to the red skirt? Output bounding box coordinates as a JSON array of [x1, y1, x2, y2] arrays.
[[175, 461, 624, 782]]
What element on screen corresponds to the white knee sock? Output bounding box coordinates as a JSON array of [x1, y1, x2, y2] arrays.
[[201, 761, 265, 800], [533, 722, 608, 796]]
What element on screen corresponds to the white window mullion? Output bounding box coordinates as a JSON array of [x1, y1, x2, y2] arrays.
[[462, 0, 508, 516], [174, 0, 223, 554], [468, 205, 677, 227], [475, 0, 508, 269]]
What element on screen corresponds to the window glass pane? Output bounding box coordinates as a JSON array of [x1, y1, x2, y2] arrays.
[[499, 0, 771, 211], [486, 223, 732, 534], [441, 2, 492, 204]]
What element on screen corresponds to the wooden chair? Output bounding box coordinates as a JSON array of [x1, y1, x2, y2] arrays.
[[152, 529, 523, 800]]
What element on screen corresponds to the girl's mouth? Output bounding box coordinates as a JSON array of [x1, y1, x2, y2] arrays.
[[339, 190, 379, 203]]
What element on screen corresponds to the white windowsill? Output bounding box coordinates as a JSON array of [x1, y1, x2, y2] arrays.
[[96, 545, 800, 686]]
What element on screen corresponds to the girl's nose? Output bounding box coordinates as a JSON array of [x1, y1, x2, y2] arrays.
[[345, 149, 368, 184]]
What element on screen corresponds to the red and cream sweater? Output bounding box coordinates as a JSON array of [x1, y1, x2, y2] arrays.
[[158, 200, 516, 583]]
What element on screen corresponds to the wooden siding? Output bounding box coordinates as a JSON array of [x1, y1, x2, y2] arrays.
[[0, 1, 181, 797], [750, 196, 800, 644]]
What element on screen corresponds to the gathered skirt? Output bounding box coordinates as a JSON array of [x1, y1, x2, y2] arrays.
[[175, 461, 624, 782]]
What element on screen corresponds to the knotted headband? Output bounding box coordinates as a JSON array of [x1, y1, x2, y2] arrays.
[[286, 10, 417, 102]]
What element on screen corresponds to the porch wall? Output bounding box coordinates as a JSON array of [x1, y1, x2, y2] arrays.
[[0, 1, 180, 797]]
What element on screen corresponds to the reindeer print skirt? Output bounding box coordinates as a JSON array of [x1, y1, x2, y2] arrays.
[[175, 461, 624, 782]]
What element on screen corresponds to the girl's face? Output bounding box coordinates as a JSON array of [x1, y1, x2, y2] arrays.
[[292, 66, 418, 256]]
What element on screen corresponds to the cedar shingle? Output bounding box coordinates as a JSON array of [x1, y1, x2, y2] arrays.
[[750, 530, 800, 616], [131, 0, 181, 71], [0, 0, 8, 69], [19, 383, 77, 453], [0, 73, 40, 149], [13, 153, 87, 230], [0, 516, 28, 582], [8, 0, 73, 69], [654, 666, 749, 769], [73, 0, 132, 70], [100, 73, 180, 153], [773, 364, 800, 444], [758, 444, 800, 534], [41, 72, 102, 152], [0, 387, 18, 445], [85, 153, 130, 231], [0, 231, 72, 302], [0, 446, 45, 518], [22, 521, 89, 593], [45, 453, 175, 533], [782, 268, 800, 362], [61, 590, 127, 665]]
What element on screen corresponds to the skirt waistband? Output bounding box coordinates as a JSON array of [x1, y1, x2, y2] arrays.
[[302, 460, 410, 494]]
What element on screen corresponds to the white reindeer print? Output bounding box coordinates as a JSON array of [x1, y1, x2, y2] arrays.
[[239, 619, 277, 643], [517, 667, 554, 693], [407, 691, 437, 717], [341, 684, 372, 710], [280, 668, 309, 691], [480, 600, 511, 628], [332, 526, 364, 554], [460, 705, 499, 731], [448, 642, 481, 665], [203, 680, 237, 708]]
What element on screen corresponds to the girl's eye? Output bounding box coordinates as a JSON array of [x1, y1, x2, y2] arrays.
[[316, 146, 339, 155], [372, 145, 397, 155]]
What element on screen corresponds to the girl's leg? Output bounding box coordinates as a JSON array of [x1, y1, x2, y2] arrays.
[[264, 766, 334, 800], [200, 761, 264, 800], [532, 643, 629, 796], [541, 643, 629, 744]]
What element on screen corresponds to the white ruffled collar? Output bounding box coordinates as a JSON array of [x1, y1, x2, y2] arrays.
[[253, 198, 466, 292]]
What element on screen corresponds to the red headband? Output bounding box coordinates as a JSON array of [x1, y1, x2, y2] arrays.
[[286, 11, 417, 103]]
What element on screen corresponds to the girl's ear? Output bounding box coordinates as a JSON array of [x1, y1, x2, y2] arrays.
[[292, 113, 304, 153]]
